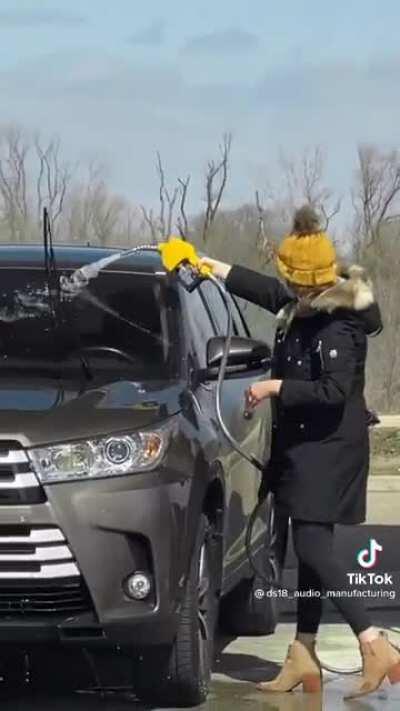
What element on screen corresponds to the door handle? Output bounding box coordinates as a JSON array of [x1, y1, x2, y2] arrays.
[[243, 408, 254, 420]]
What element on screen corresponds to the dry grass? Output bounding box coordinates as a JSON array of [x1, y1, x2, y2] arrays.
[[370, 427, 400, 475]]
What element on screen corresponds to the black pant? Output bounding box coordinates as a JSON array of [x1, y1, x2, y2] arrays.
[[291, 519, 372, 636]]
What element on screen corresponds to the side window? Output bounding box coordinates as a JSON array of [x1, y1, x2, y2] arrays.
[[180, 287, 215, 368], [199, 281, 238, 336], [199, 281, 229, 335], [233, 294, 276, 345], [227, 294, 251, 338]]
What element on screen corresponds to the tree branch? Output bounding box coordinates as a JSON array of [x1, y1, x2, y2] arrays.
[[177, 175, 190, 239], [255, 190, 275, 264], [202, 132, 232, 242]]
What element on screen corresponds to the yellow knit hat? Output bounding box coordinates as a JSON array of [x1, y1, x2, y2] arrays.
[[276, 205, 337, 287]]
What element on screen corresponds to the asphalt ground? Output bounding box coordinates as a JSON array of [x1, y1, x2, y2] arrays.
[[0, 616, 399, 710]]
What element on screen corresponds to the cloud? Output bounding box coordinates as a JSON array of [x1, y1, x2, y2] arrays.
[[4, 48, 400, 118], [127, 19, 166, 46], [0, 49, 245, 112], [2, 49, 400, 208], [0, 9, 87, 28], [183, 28, 260, 55], [0, 50, 188, 111], [5, 48, 400, 126], [255, 56, 400, 111]]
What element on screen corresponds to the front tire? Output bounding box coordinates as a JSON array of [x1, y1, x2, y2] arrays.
[[133, 514, 219, 707], [219, 493, 282, 635]]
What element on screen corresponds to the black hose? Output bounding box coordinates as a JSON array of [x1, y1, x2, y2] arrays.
[[208, 272, 298, 593], [207, 273, 264, 471]]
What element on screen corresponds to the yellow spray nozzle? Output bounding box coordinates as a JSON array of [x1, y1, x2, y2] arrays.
[[158, 237, 212, 277]]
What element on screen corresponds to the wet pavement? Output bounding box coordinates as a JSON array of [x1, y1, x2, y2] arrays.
[[0, 621, 399, 710], [210, 621, 400, 710]]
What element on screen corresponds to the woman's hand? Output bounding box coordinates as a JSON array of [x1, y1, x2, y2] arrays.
[[198, 256, 232, 280], [245, 380, 283, 409]]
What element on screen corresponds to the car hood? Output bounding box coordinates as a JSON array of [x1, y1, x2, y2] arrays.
[[0, 378, 185, 447]]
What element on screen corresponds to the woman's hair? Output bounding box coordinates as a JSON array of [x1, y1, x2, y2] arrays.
[[292, 205, 321, 235]]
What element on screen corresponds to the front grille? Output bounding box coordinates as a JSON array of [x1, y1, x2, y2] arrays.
[[0, 525, 93, 616], [0, 526, 79, 580], [0, 580, 91, 614], [0, 446, 45, 505], [0, 442, 94, 617]]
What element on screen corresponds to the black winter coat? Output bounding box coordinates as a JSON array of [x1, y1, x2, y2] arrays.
[[225, 264, 383, 525]]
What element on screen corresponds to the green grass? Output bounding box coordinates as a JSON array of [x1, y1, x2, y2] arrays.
[[370, 428, 400, 476], [370, 428, 400, 457]]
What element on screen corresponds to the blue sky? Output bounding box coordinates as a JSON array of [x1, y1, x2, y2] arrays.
[[1, 0, 400, 215]]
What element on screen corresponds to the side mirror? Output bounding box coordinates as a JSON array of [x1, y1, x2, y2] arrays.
[[205, 336, 272, 378]]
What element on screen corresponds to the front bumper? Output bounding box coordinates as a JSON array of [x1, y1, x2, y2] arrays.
[[0, 611, 178, 646], [0, 468, 194, 647]]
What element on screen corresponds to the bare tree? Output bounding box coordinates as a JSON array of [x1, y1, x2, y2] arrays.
[[202, 133, 232, 242], [140, 134, 231, 245], [140, 205, 158, 244], [363, 222, 400, 412], [0, 126, 30, 240], [0, 125, 73, 241], [352, 144, 400, 254], [255, 190, 276, 265], [34, 134, 72, 226], [279, 146, 341, 229], [140, 154, 190, 242], [177, 175, 190, 239], [90, 185, 125, 245], [155, 152, 178, 236], [65, 162, 132, 246], [350, 145, 400, 411]]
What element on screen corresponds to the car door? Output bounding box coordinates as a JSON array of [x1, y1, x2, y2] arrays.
[[194, 281, 272, 583]]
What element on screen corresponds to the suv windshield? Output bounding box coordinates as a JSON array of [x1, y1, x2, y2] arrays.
[[0, 269, 180, 382]]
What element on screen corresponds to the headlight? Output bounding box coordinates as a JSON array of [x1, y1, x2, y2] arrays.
[[28, 424, 171, 484]]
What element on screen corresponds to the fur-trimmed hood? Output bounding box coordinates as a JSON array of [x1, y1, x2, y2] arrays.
[[310, 265, 374, 313], [276, 265, 375, 335]]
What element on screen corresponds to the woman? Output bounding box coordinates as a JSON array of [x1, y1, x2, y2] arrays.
[[199, 205, 400, 700]]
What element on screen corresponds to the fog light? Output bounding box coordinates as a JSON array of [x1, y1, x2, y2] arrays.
[[125, 572, 151, 600]]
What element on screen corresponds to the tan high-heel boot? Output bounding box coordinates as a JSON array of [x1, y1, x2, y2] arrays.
[[256, 639, 322, 693], [344, 630, 400, 700]]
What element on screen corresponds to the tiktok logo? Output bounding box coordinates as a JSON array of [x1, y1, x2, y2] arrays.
[[357, 538, 383, 569]]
